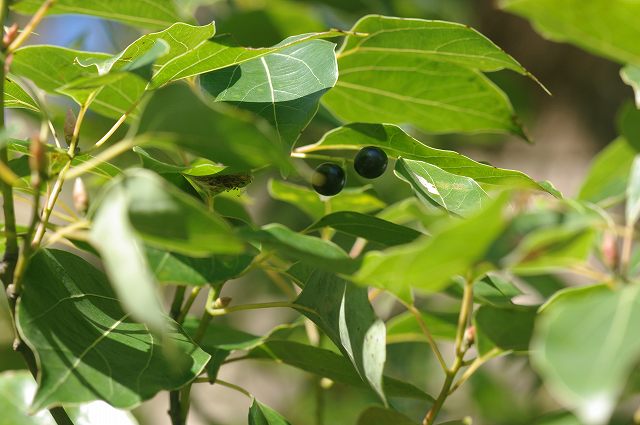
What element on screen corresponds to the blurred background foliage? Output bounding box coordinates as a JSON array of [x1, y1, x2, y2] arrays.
[[1, 0, 636, 424]]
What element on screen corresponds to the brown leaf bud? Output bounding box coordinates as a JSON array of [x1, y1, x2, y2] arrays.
[[28, 135, 47, 187]]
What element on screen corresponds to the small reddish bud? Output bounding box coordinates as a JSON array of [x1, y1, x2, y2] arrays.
[[64, 108, 77, 145], [3, 24, 18, 48], [73, 178, 89, 215], [464, 326, 476, 346], [601, 232, 618, 269], [28, 135, 47, 187]]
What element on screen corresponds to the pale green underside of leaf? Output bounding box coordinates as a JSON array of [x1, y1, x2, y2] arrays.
[[296, 124, 559, 196], [532, 285, 640, 425], [16, 250, 210, 411], [502, 0, 640, 65], [294, 270, 387, 402], [0, 370, 139, 425], [353, 194, 509, 301], [268, 179, 386, 220], [621, 65, 640, 108], [5, 77, 39, 112], [626, 155, 640, 225], [395, 158, 489, 217], [322, 15, 534, 138], [201, 38, 338, 148], [11, 0, 183, 30]]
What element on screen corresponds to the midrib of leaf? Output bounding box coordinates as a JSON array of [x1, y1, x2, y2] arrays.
[[335, 80, 511, 125], [36, 313, 131, 406], [339, 26, 522, 70], [23, 293, 121, 325], [260, 56, 281, 141]]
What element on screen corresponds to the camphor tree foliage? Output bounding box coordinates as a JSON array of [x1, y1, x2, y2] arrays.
[[1, 0, 640, 424]]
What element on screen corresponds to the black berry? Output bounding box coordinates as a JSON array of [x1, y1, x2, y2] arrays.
[[354, 146, 388, 179], [312, 163, 345, 196]]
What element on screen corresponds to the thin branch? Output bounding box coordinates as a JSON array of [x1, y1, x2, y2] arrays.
[[448, 348, 501, 395], [6, 0, 56, 54], [406, 304, 447, 373]]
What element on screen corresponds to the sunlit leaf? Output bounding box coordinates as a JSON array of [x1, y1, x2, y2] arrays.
[[502, 0, 640, 65], [5, 77, 39, 112], [322, 15, 536, 138], [395, 158, 489, 217], [621, 65, 640, 108], [297, 124, 559, 196]]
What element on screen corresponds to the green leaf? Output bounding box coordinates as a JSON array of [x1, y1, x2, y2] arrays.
[[11, 46, 144, 120], [474, 304, 537, 355], [0, 370, 140, 425], [353, 194, 510, 301], [472, 273, 523, 306], [5, 77, 39, 112], [505, 225, 596, 275], [12, 0, 183, 29], [16, 250, 210, 411], [322, 15, 535, 138], [306, 211, 422, 247], [249, 399, 292, 425], [146, 246, 256, 286], [531, 285, 640, 425], [297, 124, 559, 196], [578, 137, 638, 204], [357, 407, 418, 425], [201, 38, 338, 148], [501, 0, 640, 65], [246, 340, 432, 400], [294, 270, 387, 402], [90, 169, 242, 329], [136, 84, 288, 171], [621, 65, 640, 108], [268, 179, 385, 220], [386, 310, 458, 344], [241, 223, 354, 272], [395, 158, 489, 217], [627, 154, 640, 225]]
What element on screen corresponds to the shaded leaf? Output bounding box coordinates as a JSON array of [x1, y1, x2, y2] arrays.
[[12, 0, 183, 29], [502, 0, 640, 65], [297, 124, 559, 195], [241, 223, 354, 273], [0, 370, 139, 425], [16, 250, 210, 411], [268, 179, 385, 220], [146, 246, 256, 286], [136, 84, 288, 171], [474, 304, 537, 355], [357, 407, 418, 425], [353, 194, 510, 301], [395, 158, 489, 217], [294, 270, 387, 402], [322, 15, 534, 138], [249, 399, 291, 425], [202, 39, 338, 148], [246, 340, 432, 400], [306, 211, 422, 246], [531, 285, 640, 425], [386, 310, 458, 343]]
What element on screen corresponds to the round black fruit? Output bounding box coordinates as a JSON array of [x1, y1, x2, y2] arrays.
[[312, 163, 346, 196], [354, 146, 388, 179]]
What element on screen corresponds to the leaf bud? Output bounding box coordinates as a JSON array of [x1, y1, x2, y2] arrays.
[[213, 296, 232, 309], [73, 177, 89, 215], [28, 135, 47, 187], [64, 108, 77, 145], [601, 232, 618, 269], [3, 23, 18, 48]]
